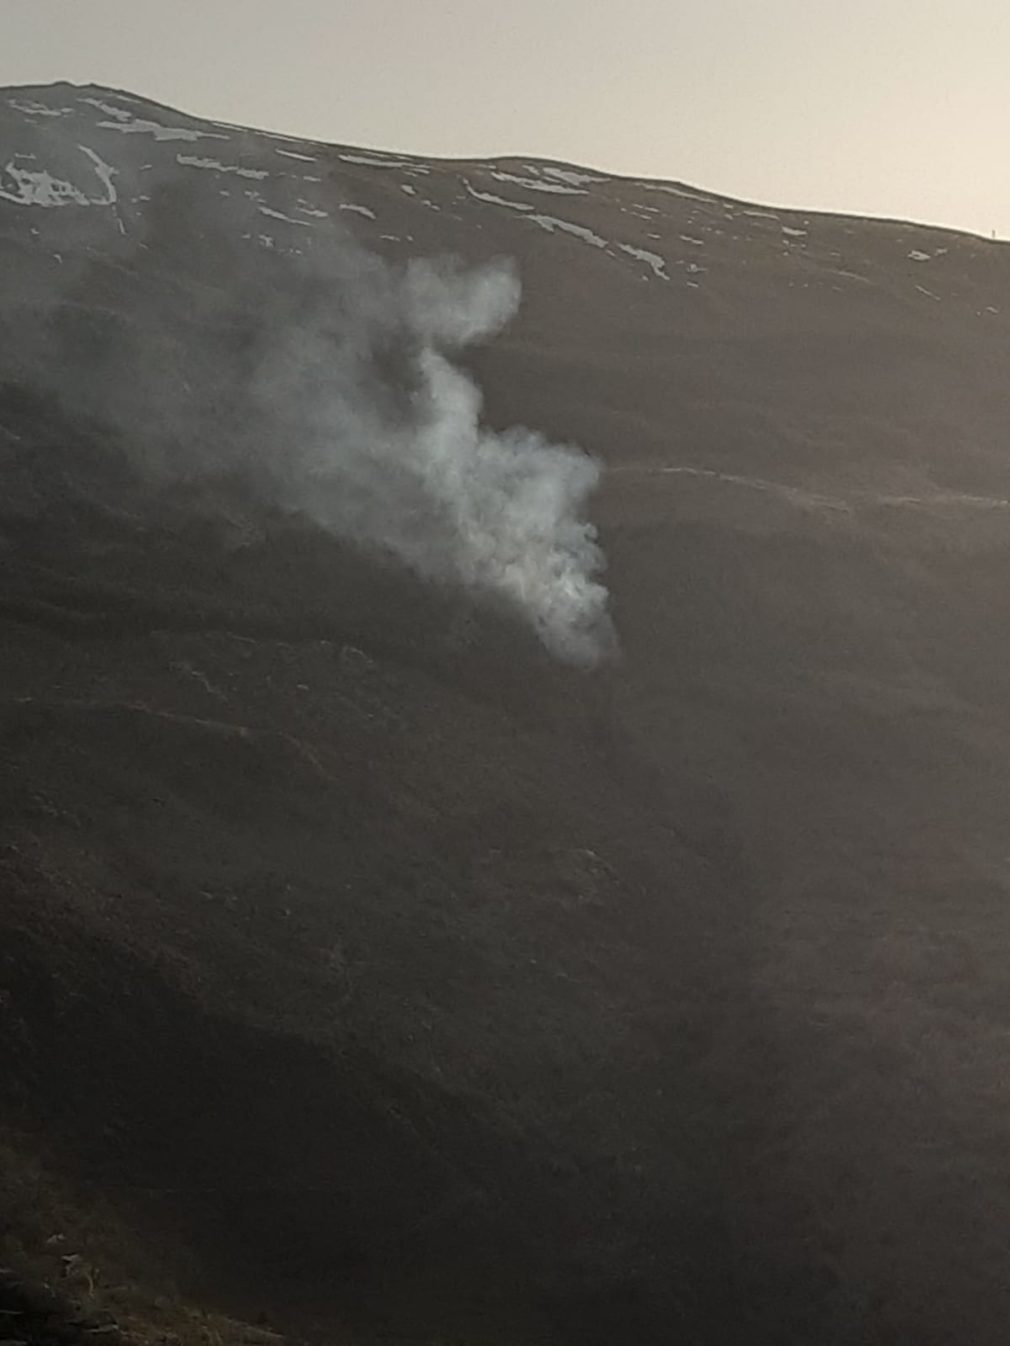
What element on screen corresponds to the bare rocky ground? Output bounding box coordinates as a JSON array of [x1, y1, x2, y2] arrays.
[[2, 84, 1010, 1345]]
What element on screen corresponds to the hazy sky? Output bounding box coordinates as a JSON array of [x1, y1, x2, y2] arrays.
[[4, 0, 1008, 238]]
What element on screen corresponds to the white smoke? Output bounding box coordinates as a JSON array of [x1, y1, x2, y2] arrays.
[[3, 174, 614, 664], [246, 254, 611, 664]]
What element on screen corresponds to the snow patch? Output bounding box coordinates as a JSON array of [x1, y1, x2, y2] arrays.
[[99, 116, 228, 142], [81, 97, 132, 121], [177, 154, 268, 179], [527, 213, 608, 249], [618, 243, 669, 280], [213, 119, 317, 147], [258, 204, 311, 226], [782, 226, 807, 238], [463, 181, 533, 211], [908, 249, 930, 262], [537, 165, 606, 187], [9, 98, 72, 118], [547, 167, 604, 186], [491, 171, 586, 196], [78, 144, 118, 203], [641, 182, 718, 205], [339, 203, 376, 218], [275, 148, 317, 163], [0, 163, 90, 208], [339, 152, 420, 170]]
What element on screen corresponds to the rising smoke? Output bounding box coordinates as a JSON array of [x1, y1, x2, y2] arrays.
[[240, 246, 613, 665], [4, 154, 614, 665]]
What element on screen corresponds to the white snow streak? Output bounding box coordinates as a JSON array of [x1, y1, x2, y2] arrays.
[[77, 145, 118, 203], [9, 98, 72, 118], [618, 242, 669, 280], [536, 165, 606, 187], [339, 152, 424, 170], [257, 204, 311, 226], [641, 183, 718, 204], [177, 155, 268, 179], [99, 117, 228, 142], [80, 98, 132, 121], [463, 181, 533, 211], [527, 213, 608, 249], [0, 163, 89, 208], [491, 170, 587, 196]]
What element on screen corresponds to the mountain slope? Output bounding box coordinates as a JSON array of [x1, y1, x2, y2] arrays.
[[3, 83, 1010, 1346]]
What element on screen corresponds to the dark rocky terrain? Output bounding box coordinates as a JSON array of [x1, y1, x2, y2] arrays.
[[2, 83, 1010, 1345]]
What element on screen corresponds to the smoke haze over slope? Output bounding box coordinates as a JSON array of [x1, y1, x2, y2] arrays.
[[5, 124, 612, 663]]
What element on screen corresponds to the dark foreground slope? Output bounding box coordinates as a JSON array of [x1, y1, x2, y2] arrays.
[[3, 85, 1010, 1346]]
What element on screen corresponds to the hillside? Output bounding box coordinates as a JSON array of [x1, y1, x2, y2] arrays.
[[3, 83, 1010, 1346]]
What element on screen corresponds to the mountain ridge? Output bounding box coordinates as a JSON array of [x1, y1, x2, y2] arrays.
[[3, 79, 1010, 1346], [10, 79, 1006, 243]]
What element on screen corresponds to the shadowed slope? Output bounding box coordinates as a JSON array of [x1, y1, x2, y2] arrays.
[[2, 82, 1010, 1346]]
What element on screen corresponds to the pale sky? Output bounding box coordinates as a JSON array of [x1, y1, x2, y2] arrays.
[[4, 0, 1009, 238]]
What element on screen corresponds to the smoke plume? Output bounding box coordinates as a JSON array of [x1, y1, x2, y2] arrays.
[[243, 247, 613, 665], [4, 161, 613, 664]]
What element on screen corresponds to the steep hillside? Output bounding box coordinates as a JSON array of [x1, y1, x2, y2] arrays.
[[3, 83, 1010, 1346]]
